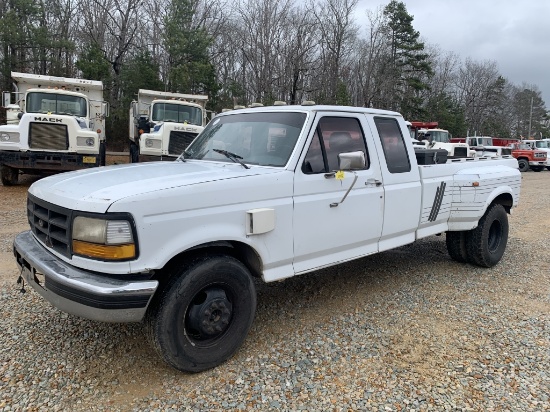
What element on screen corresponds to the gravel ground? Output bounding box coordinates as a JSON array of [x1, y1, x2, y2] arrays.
[[0, 169, 549, 412]]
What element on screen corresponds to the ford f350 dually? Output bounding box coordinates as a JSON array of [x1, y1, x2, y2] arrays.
[[13, 103, 521, 372]]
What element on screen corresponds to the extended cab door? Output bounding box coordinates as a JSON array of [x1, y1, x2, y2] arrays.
[[293, 113, 384, 274], [367, 116, 422, 251]]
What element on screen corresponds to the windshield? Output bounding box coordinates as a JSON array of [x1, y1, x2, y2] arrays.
[[152, 102, 203, 125], [471, 137, 492, 146], [26, 92, 87, 116], [429, 130, 450, 143], [183, 112, 307, 167]]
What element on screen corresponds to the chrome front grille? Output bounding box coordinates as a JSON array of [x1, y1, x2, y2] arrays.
[[29, 122, 69, 150], [168, 131, 198, 155], [27, 194, 72, 258]]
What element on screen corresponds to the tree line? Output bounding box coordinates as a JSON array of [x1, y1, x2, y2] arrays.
[[1, 0, 548, 149]]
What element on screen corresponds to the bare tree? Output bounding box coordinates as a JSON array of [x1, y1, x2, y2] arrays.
[[309, 0, 358, 103], [233, 0, 294, 103], [276, 4, 319, 104], [454, 58, 501, 133], [354, 6, 390, 108]]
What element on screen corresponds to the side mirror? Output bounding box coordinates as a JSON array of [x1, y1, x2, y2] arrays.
[[338, 151, 366, 170], [17, 112, 23, 120]]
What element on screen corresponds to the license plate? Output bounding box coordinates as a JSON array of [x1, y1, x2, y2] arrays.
[[83, 156, 96, 164]]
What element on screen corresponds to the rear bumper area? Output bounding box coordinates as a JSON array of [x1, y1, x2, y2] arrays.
[[13, 231, 158, 323], [0, 150, 100, 172]]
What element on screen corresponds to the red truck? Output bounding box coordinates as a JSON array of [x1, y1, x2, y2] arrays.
[[508, 142, 547, 172]]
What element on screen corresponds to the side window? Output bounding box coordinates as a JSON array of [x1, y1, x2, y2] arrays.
[[302, 117, 369, 174], [374, 117, 411, 174], [302, 131, 326, 174]]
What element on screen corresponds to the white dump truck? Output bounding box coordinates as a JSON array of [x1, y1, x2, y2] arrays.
[[0, 72, 108, 185], [128, 89, 208, 162], [408, 121, 474, 158], [14, 103, 521, 373]]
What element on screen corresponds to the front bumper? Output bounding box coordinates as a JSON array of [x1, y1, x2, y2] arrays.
[[13, 231, 158, 323], [0, 150, 100, 172], [528, 160, 546, 166]]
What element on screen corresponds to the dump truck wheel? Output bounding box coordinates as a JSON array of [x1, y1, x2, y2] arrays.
[[1, 165, 19, 186]]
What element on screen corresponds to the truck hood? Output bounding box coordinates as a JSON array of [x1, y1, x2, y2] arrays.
[[29, 161, 284, 213]]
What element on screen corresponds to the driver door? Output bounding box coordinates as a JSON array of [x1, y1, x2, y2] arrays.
[[292, 113, 384, 274]]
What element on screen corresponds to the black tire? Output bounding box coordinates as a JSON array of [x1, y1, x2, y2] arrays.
[[517, 158, 529, 172], [446, 231, 468, 263], [546, 166, 550, 171], [99, 141, 106, 166], [1, 165, 19, 186], [531, 166, 543, 172], [465, 204, 509, 268], [147, 255, 257, 372], [129, 141, 139, 163]]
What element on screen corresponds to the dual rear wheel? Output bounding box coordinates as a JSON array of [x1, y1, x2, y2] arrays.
[[446, 203, 509, 268]]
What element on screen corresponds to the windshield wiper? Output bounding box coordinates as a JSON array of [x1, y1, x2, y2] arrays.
[[213, 149, 249, 169]]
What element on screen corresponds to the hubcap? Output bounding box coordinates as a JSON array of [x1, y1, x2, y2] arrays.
[[186, 287, 233, 339]]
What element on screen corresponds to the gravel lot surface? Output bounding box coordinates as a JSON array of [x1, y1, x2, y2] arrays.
[[0, 166, 549, 412]]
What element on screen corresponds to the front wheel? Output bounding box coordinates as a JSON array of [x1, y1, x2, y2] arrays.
[[1, 165, 19, 186], [129, 141, 139, 163], [99, 141, 106, 166], [517, 158, 529, 172], [466, 204, 509, 268], [147, 255, 257, 372], [531, 166, 543, 172]]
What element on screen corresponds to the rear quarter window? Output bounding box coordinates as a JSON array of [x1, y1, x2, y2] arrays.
[[374, 117, 411, 173]]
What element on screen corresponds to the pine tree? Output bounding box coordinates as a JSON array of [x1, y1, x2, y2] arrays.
[[163, 0, 219, 98], [382, 1, 432, 119]]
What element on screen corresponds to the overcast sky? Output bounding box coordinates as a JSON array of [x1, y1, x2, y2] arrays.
[[355, 0, 550, 105]]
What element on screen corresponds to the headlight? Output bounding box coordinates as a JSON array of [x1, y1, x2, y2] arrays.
[[0, 132, 20, 142], [144, 138, 161, 149], [72, 216, 136, 260], [77, 136, 96, 147]]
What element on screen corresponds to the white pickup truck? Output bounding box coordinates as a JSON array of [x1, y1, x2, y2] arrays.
[[13, 104, 521, 372]]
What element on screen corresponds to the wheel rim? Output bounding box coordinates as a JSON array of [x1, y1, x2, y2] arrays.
[[487, 220, 502, 253], [519, 160, 528, 171], [185, 286, 233, 344]]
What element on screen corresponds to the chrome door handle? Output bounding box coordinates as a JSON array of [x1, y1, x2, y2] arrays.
[[366, 178, 382, 187]]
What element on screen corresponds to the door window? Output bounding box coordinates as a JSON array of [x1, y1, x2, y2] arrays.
[[302, 117, 369, 174]]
